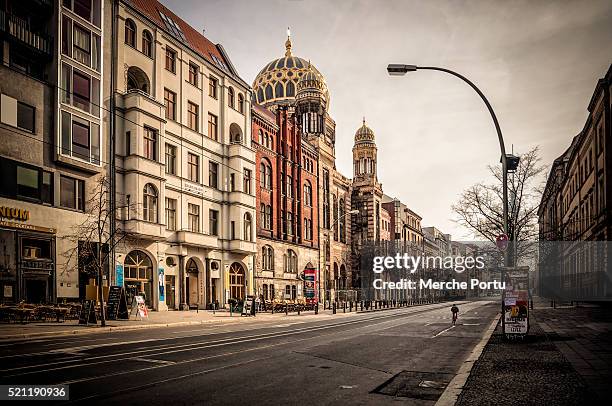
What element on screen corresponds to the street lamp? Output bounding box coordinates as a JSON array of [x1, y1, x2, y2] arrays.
[[387, 63, 514, 260]]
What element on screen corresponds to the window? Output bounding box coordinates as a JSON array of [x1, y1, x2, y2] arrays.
[[64, 0, 100, 26], [339, 198, 346, 242], [165, 198, 176, 231], [209, 162, 218, 189], [143, 184, 158, 222], [0, 158, 53, 205], [188, 153, 199, 183], [188, 63, 198, 86], [287, 212, 293, 235], [165, 47, 176, 73], [231, 221, 236, 239], [61, 63, 100, 116], [142, 30, 153, 57], [126, 131, 131, 155], [244, 213, 252, 241], [164, 89, 176, 120], [60, 175, 85, 211], [303, 181, 312, 206], [209, 209, 218, 236], [286, 176, 293, 198], [304, 218, 312, 240], [124, 19, 136, 47], [188, 203, 200, 233], [165, 144, 177, 175], [17, 102, 35, 133], [228, 87, 235, 108], [238, 94, 245, 114], [243, 169, 252, 194], [230, 173, 235, 191], [285, 250, 297, 273], [209, 77, 218, 98], [261, 204, 272, 230], [61, 111, 100, 164], [187, 101, 199, 131], [62, 16, 101, 71], [260, 160, 272, 189], [207, 113, 218, 141], [143, 127, 157, 160], [262, 245, 274, 271]]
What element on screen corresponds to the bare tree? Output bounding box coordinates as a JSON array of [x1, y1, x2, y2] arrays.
[[61, 176, 135, 326], [452, 146, 546, 261]]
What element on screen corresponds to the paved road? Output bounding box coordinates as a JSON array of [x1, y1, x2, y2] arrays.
[[0, 301, 498, 405]]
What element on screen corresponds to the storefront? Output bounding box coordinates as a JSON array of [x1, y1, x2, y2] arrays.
[[123, 250, 153, 307], [0, 226, 56, 304]]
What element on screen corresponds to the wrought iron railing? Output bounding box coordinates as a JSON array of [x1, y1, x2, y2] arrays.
[[0, 10, 52, 56]]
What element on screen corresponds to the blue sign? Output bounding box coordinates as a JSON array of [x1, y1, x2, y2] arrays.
[[158, 268, 165, 302], [116, 264, 124, 287]]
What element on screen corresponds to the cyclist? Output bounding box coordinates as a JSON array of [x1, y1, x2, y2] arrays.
[[451, 304, 459, 325]]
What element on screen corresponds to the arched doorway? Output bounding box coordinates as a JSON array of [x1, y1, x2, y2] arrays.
[[127, 66, 150, 94], [186, 258, 199, 306], [229, 262, 245, 300], [124, 250, 153, 307]]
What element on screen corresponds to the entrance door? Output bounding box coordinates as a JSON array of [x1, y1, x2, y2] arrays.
[[166, 275, 175, 309], [25, 279, 47, 303]]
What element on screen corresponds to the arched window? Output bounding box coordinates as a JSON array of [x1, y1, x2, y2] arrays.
[[238, 93, 244, 114], [332, 195, 338, 241], [228, 87, 235, 108], [260, 158, 272, 189], [265, 85, 273, 100], [124, 250, 153, 306], [229, 123, 243, 144], [262, 245, 274, 271], [124, 19, 136, 47], [286, 81, 295, 97], [285, 249, 297, 273], [143, 183, 158, 223], [340, 265, 347, 290], [127, 66, 150, 94], [303, 181, 312, 206], [291, 285, 297, 300], [257, 87, 264, 103], [266, 205, 272, 230], [274, 82, 284, 98], [142, 30, 152, 57], [258, 129, 264, 145], [229, 263, 245, 300], [244, 212, 252, 241], [262, 283, 268, 300]]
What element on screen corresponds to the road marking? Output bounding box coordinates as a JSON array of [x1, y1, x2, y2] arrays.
[[2, 304, 454, 377], [131, 357, 176, 365], [433, 325, 456, 338]]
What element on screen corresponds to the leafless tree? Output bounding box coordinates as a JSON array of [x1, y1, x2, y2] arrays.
[[61, 176, 136, 326], [452, 146, 546, 262]]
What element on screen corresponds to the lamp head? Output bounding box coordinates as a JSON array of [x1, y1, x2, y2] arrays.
[[387, 64, 417, 76]]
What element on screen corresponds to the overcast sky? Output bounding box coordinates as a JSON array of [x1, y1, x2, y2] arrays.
[[165, 0, 612, 239]]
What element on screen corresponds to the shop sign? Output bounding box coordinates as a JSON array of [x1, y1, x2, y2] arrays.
[[0, 206, 30, 221], [116, 264, 124, 287], [21, 260, 53, 271], [0, 220, 55, 234]]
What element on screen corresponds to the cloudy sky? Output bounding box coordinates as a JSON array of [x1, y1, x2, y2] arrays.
[[165, 0, 612, 239]]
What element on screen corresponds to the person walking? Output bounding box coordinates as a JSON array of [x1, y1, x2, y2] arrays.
[[451, 304, 459, 325]]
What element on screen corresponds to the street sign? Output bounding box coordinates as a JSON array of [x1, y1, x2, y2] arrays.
[[496, 233, 509, 251]]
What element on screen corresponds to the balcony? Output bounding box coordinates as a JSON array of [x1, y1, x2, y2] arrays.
[[229, 191, 256, 208], [124, 219, 165, 240], [171, 230, 219, 249], [0, 11, 52, 57], [228, 142, 255, 160], [121, 89, 164, 118], [229, 239, 256, 254]]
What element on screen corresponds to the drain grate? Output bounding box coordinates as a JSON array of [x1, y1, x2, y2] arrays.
[[372, 371, 453, 401]]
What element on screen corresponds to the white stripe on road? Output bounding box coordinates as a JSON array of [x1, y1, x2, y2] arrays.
[[433, 325, 456, 338]]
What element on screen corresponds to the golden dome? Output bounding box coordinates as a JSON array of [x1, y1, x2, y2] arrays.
[[355, 118, 375, 145], [253, 31, 329, 107]]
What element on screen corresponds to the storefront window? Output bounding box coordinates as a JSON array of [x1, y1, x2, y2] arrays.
[[124, 250, 153, 307]]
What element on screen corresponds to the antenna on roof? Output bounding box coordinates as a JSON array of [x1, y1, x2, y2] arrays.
[[202, 28, 206, 35]]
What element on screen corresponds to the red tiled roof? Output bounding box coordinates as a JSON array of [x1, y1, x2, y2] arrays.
[[252, 102, 276, 123], [128, 0, 231, 73]]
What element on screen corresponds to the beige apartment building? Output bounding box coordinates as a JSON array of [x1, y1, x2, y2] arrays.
[[112, 0, 256, 310]]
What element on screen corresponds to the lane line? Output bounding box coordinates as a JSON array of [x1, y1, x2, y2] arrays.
[[433, 325, 456, 338]]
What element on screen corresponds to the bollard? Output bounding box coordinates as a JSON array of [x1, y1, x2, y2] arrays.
[[349, 301, 353, 312], [375, 301, 378, 309], [332, 302, 336, 314], [343, 302, 346, 313], [360, 301, 363, 311], [285, 303, 288, 315], [230, 304, 233, 317], [315, 304, 319, 314], [297, 305, 301, 315], [271, 303, 274, 314]]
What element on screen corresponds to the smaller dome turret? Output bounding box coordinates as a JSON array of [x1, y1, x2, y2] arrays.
[[354, 118, 375, 145]]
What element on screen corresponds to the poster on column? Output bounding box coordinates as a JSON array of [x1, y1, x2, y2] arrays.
[[159, 267, 165, 302], [116, 264, 124, 287], [502, 266, 529, 336]]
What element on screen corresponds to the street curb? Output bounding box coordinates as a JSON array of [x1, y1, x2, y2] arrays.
[[435, 312, 501, 406]]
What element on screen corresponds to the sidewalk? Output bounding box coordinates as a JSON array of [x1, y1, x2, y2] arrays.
[[455, 298, 611, 406]]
